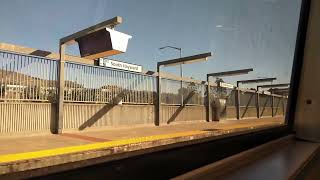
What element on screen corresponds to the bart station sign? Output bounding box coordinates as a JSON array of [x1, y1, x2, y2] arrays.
[[99, 58, 142, 73]]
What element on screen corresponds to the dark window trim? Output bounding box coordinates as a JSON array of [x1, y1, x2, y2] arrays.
[[286, 0, 311, 131]]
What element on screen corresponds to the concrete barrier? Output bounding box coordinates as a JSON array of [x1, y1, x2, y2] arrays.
[[240, 106, 257, 118], [63, 103, 154, 130], [226, 107, 237, 119], [0, 102, 54, 135], [0, 102, 284, 134], [160, 105, 206, 124], [260, 107, 273, 117]]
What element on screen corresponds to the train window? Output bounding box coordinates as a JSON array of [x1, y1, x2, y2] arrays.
[[0, 0, 306, 178]]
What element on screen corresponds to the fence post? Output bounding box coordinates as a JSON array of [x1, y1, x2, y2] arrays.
[[155, 64, 160, 126], [235, 88, 240, 120], [55, 43, 66, 134], [271, 95, 274, 117], [256, 91, 260, 118], [282, 96, 285, 116], [206, 76, 211, 121]]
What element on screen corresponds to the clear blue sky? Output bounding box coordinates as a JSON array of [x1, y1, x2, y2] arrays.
[[0, 0, 301, 87]]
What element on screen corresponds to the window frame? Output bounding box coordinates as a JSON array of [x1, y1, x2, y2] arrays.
[[28, 0, 312, 179]]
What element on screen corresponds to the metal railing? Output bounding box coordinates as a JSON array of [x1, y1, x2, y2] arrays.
[[64, 62, 155, 104], [240, 91, 256, 107], [0, 50, 288, 111], [259, 94, 272, 107], [161, 78, 206, 105], [0, 51, 57, 102], [208, 86, 235, 105], [226, 89, 236, 106]]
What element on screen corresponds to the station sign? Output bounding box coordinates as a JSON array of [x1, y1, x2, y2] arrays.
[[99, 58, 142, 73], [263, 91, 271, 95], [218, 82, 234, 89]]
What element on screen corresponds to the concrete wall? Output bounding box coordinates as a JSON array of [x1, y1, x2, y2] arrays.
[[240, 106, 257, 118], [64, 104, 207, 130], [273, 106, 285, 117], [0, 102, 285, 134], [63, 103, 155, 130], [0, 102, 54, 134], [226, 106, 237, 119], [260, 107, 273, 117], [160, 105, 206, 124]]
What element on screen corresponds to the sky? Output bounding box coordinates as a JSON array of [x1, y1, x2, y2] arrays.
[[0, 0, 301, 88]]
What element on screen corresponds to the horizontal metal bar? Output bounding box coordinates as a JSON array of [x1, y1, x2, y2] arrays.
[[0, 44, 94, 65], [60, 16, 122, 45], [207, 68, 253, 77], [158, 52, 212, 67], [257, 83, 290, 89], [237, 78, 277, 84]]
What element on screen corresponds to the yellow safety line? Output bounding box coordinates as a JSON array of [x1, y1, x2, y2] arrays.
[[0, 130, 206, 164]]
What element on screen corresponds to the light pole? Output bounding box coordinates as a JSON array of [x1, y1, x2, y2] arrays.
[[156, 52, 212, 126], [55, 16, 123, 134], [159, 46, 183, 105]]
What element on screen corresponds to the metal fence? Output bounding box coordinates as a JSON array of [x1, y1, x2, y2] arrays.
[[64, 62, 155, 104], [273, 96, 286, 116], [259, 94, 272, 107], [0, 51, 57, 102], [225, 89, 236, 106], [161, 78, 206, 105], [240, 91, 256, 107], [0, 50, 288, 110], [208, 86, 235, 106], [183, 81, 206, 105]]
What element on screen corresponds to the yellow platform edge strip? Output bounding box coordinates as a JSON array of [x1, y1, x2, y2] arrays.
[[0, 130, 206, 164]]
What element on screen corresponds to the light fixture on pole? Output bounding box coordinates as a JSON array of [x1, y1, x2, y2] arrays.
[[159, 46, 183, 106], [55, 16, 130, 134], [155, 52, 212, 126]]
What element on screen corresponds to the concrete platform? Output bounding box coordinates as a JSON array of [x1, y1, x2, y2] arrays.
[[0, 117, 284, 178]]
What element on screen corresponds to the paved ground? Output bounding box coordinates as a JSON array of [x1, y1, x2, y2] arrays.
[[0, 117, 284, 155]]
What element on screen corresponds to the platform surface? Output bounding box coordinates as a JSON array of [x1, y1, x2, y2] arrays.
[[0, 117, 284, 177]]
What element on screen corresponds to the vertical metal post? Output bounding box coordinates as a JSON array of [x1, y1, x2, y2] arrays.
[[206, 75, 211, 121], [55, 43, 66, 134], [179, 49, 183, 106], [282, 96, 285, 116], [180, 64, 183, 106], [155, 64, 161, 126], [235, 87, 240, 120], [271, 95, 274, 117], [236, 82, 241, 120], [256, 91, 260, 118]]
